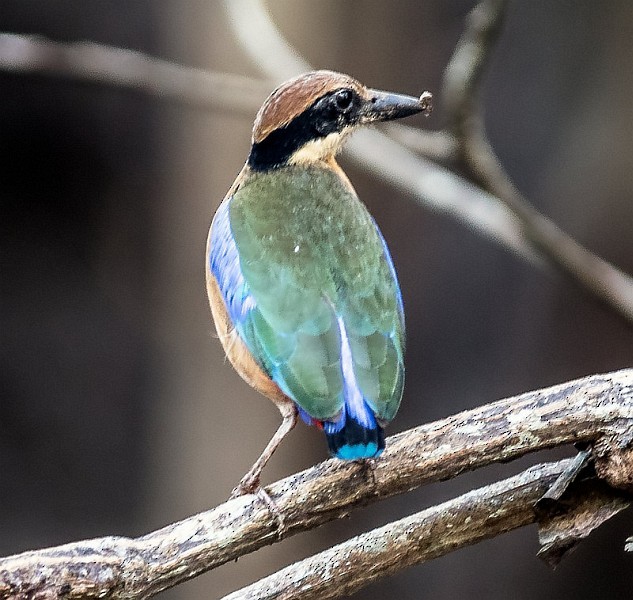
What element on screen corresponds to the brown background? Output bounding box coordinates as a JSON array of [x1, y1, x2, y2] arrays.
[[1, 1, 633, 598]]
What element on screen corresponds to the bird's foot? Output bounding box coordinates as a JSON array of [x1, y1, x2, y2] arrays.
[[230, 477, 286, 537], [229, 471, 261, 499]]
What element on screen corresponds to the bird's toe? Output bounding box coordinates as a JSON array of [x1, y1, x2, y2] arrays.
[[229, 477, 286, 537]]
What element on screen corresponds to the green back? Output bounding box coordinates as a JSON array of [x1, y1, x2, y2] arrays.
[[229, 164, 404, 422]]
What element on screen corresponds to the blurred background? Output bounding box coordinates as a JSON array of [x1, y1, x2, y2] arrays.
[[1, 1, 632, 598]]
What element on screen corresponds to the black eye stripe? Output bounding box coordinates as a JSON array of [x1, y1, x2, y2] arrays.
[[248, 88, 361, 171]]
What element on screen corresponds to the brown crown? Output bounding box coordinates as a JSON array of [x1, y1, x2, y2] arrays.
[[252, 71, 366, 144]]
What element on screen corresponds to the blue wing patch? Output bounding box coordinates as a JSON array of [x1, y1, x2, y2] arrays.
[[209, 198, 255, 326]]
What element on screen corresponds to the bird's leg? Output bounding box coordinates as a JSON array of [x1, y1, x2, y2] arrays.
[[230, 403, 298, 497], [230, 403, 298, 533]]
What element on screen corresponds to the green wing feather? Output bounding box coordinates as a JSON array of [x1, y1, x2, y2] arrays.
[[229, 165, 404, 422]]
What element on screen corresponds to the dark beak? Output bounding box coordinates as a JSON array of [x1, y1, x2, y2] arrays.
[[361, 89, 433, 123]]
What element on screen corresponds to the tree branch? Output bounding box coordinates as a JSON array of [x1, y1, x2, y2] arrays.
[[222, 460, 630, 600], [392, 0, 633, 322], [0, 33, 269, 115], [1, 370, 632, 598]]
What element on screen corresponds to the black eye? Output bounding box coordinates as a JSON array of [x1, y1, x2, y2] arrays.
[[333, 89, 353, 112]]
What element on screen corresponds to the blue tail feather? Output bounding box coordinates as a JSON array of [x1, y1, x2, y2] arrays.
[[324, 415, 385, 460]]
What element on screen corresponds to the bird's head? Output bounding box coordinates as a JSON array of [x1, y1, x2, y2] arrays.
[[247, 70, 432, 172]]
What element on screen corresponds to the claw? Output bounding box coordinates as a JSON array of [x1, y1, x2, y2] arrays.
[[256, 487, 286, 536], [229, 479, 286, 537]]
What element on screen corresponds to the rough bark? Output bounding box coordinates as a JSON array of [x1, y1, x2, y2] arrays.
[[1, 370, 632, 599]]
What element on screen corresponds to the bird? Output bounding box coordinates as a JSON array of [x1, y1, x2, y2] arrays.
[[206, 70, 432, 499]]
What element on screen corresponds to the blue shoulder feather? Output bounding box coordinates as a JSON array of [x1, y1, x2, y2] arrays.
[[209, 198, 255, 326]]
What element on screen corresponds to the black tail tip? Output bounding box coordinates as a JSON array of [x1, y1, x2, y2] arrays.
[[325, 418, 385, 460]]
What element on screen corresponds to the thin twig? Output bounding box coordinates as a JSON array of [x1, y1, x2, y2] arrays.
[[442, 0, 509, 133], [384, 124, 458, 163], [1, 370, 632, 598], [222, 460, 630, 600], [400, 0, 633, 322], [0, 33, 269, 114]]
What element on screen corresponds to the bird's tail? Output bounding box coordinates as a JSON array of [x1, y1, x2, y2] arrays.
[[324, 414, 385, 460]]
